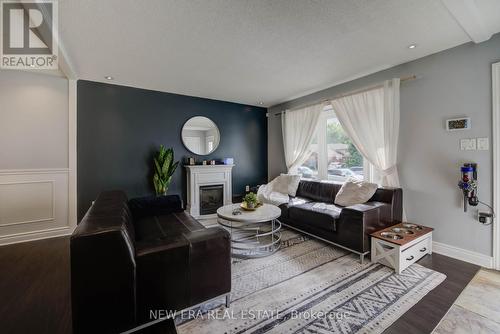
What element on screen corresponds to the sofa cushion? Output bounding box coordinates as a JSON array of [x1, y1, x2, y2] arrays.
[[134, 211, 205, 242], [288, 202, 342, 232], [295, 180, 341, 203], [134, 216, 165, 241], [273, 174, 301, 197], [283, 173, 302, 197], [279, 196, 312, 219], [334, 179, 378, 207]]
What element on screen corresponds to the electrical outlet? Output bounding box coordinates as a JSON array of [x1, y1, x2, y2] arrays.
[[477, 137, 489, 150], [245, 185, 250, 192], [460, 138, 476, 151]]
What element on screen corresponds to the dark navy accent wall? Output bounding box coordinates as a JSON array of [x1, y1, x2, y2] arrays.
[[77, 80, 267, 220]]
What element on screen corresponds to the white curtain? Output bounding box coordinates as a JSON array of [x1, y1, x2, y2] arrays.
[[330, 78, 401, 187], [281, 102, 325, 173]]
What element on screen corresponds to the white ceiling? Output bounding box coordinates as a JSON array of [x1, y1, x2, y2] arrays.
[[58, 0, 500, 107]]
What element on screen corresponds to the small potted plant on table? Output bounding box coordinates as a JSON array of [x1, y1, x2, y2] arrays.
[[243, 192, 259, 210]]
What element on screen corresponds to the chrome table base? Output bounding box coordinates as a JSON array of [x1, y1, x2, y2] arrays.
[[218, 218, 282, 258]]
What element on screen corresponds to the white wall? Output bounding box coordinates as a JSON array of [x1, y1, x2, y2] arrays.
[[0, 70, 68, 169], [268, 34, 500, 262], [0, 70, 72, 244]]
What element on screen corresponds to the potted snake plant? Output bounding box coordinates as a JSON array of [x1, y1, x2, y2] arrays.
[[153, 145, 179, 196]]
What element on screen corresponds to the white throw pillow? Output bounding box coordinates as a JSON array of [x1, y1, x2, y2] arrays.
[[273, 174, 301, 197], [334, 178, 378, 207], [269, 175, 287, 195]]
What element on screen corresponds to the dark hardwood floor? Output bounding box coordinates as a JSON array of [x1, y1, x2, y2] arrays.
[[384, 253, 479, 334], [0, 237, 479, 334], [0, 237, 71, 334]]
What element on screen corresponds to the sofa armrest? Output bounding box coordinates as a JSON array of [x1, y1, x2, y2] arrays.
[[342, 202, 396, 232], [184, 227, 231, 305], [184, 226, 230, 247], [339, 202, 397, 253], [135, 235, 190, 322], [135, 235, 188, 256], [343, 202, 383, 213], [370, 187, 403, 222], [71, 230, 137, 334], [135, 227, 231, 322], [129, 194, 183, 219], [341, 203, 382, 233]]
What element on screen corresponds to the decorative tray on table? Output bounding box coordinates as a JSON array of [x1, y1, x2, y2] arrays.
[[371, 222, 433, 245], [240, 202, 263, 211]]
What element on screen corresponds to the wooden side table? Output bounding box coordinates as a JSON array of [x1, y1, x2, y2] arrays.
[[370, 223, 433, 274]]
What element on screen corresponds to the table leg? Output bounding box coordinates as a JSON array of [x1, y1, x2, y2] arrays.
[[272, 219, 275, 252], [371, 238, 377, 263]]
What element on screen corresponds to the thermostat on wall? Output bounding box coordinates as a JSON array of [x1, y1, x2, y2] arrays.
[[446, 117, 471, 131]]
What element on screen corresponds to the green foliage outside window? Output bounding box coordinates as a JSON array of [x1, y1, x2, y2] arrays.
[[326, 122, 363, 168]]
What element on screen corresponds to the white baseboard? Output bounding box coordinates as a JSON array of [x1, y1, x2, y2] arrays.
[[433, 241, 493, 268], [0, 226, 73, 246]]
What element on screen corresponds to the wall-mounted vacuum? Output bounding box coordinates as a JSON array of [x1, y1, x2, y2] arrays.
[[458, 163, 478, 212], [457, 162, 494, 225]]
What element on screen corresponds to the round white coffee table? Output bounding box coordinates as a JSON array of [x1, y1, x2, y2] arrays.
[[217, 203, 282, 258]]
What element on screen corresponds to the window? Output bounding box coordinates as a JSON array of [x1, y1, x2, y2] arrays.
[[298, 106, 367, 182], [297, 136, 319, 180], [206, 135, 215, 153]]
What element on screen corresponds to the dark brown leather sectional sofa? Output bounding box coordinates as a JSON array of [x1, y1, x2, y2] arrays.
[[279, 180, 403, 260], [70, 191, 231, 334], [70, 182, 401, 332]]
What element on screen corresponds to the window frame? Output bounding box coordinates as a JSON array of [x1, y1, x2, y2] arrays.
[[305, 106, 370, 182]]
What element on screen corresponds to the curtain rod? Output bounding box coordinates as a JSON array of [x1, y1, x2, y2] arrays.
[[274, 75, 417, 116]]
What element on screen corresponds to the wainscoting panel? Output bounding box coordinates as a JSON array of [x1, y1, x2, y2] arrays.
[[0, 181, 54, 226], [0, 169, 72, 245]]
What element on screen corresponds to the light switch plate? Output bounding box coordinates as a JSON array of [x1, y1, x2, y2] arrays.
[[460, 139, 468, 150], [477, 137, 489, 150], [460, 138, 476, 151]]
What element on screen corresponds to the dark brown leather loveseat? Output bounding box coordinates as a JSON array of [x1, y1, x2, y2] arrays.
[[70, 191, 231, 334], [279, 180, 402, 261]]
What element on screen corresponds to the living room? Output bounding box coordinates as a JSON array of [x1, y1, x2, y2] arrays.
[[1, 1, 500, 333]]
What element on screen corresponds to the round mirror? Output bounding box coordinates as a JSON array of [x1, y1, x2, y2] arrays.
[[181, 116, 220, 155]]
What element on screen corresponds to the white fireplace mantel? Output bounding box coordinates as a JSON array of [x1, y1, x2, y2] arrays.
[[185, 164, 234, 219]]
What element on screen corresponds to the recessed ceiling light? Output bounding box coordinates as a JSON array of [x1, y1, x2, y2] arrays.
[[104, 76, 114, 80], [259, 101, 264, 105], [408, 44, 417, 49]]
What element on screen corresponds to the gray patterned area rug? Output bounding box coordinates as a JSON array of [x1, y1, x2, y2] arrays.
[[178, 228, 446, 334]]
